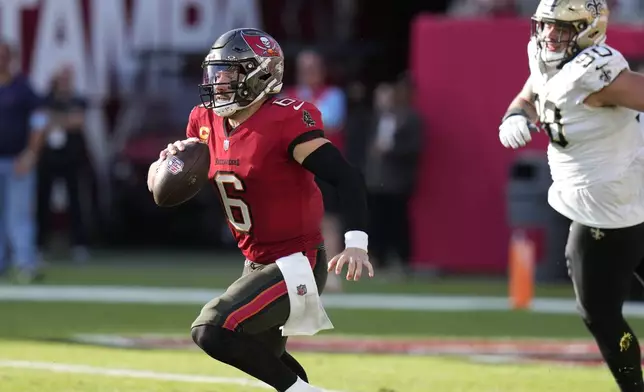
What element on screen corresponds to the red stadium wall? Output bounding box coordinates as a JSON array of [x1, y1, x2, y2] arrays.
[[409, 16, 644, 274]]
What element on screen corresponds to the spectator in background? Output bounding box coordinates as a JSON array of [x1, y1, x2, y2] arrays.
[[37, 66, 90, 263], [283, 49, 347, 291], [366, 76, 422, 278], [286, 50, 347, 147], [0, 40, 48, 283]]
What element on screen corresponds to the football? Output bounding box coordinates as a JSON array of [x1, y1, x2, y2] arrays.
[[152, 142, 210, 207]]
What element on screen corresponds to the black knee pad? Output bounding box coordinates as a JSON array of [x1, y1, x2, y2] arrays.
[[191, 324, 229, 355]]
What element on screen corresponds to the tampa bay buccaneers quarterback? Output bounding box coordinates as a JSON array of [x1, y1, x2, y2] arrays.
[[499, 1, 644, 391], [147, 28, 373, 392]]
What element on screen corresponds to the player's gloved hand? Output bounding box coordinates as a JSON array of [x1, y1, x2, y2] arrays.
[[160, 137, 200, 159], [328, 248, 374, 281], [499, 115, 538, 149]]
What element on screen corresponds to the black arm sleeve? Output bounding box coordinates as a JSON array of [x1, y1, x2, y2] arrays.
[[300, 142, 369, 232], [287, 130, 325, 157]]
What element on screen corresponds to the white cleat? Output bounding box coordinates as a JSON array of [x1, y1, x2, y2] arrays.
[[285, 377, 324, 392]]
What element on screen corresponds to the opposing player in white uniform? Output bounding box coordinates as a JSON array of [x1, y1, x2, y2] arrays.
[[499, 1, 644, 390]]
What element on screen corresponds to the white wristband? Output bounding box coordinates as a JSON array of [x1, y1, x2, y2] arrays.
[[344, 230, 368, 252]]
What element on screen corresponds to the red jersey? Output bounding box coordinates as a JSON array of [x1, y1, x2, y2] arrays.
[[282, 86, 345, 151], [186, 97, 325, 263]]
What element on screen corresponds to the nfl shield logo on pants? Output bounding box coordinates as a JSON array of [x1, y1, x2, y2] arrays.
[[296, 284, 307, 296]]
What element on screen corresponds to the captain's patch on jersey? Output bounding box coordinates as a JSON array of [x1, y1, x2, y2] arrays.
[[199, 126, 210, 141], [302, 110, 316, 127]]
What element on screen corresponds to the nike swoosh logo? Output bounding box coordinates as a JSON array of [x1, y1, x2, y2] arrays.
[[293, 102, 304, 110]]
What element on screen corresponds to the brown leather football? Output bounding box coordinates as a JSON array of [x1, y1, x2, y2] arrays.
[[152, 142, 210, 207]]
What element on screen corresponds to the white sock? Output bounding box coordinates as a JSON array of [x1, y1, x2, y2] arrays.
[[285, 377, 320, 392]]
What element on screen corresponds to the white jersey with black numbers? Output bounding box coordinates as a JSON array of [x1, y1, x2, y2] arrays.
[[528, 39, 644, 228]]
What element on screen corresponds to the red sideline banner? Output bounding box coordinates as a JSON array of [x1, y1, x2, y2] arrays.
[[409, 16, 644, 273]]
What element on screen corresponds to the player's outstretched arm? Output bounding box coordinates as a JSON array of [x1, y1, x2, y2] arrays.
[[504, 77, 538, 123], [292, 138, 374, 281], [584, 69, 644, 111]]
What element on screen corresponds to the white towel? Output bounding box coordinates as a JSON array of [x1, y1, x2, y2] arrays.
[[275, 252, 334, 336]]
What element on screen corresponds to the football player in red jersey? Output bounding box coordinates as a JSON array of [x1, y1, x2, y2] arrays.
[[147, 29, 372, 392]]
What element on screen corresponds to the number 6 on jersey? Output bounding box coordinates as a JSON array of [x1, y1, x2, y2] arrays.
[[215, 172, 252, 232]]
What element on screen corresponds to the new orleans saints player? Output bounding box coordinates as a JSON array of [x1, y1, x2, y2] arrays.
[[499, 1, 644, 390]]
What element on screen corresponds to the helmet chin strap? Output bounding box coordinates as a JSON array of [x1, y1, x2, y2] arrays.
[[538, 44, 566, 76], [540, 49, 565, 64], [213, 102, 240, 117], [213, 91, 269, 118]]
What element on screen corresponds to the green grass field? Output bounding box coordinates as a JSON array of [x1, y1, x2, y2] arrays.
[[0, 251, 631, 391], [24, 249, 576, 296]]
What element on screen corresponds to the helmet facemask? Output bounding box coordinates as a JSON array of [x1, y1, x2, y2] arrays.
[[199, 59, 272, 117], [199, 62, 244, 117], [531, 17, 582, 68]]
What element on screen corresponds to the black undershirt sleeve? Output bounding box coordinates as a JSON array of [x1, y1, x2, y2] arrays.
[[298, 141, 368, 232], [287, 130, 325, 157]]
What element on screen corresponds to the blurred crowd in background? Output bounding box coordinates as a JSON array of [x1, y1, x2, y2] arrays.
[[0, 0, 642, 283]]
